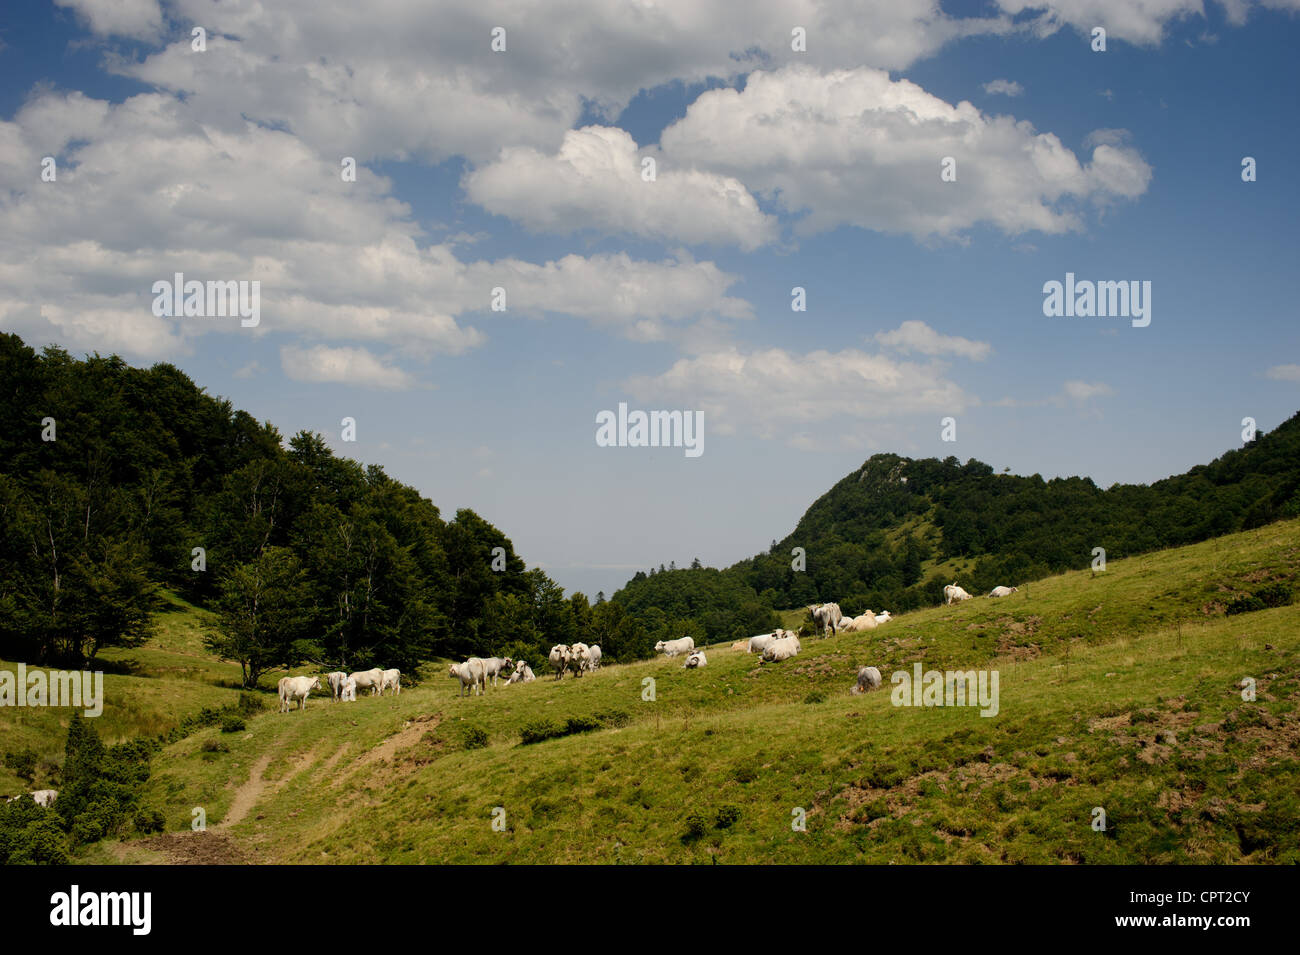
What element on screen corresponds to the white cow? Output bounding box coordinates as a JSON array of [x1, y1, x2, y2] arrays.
[[549, 645, 572, 680], [851, 666, 883, 695], [476, 657, 511, 688], [761, 633, 802, 663], [944, 584, 973, 606], [568, 643, 591, 677], [584, 645, 602, 672], [326, 671, 348, 701], [655, 636, 696, 657], [874, 611, 892, 624], [349, 668, 385, 697], [839, 613, 878, 633], [504, 660, 536, 685], [747, 632, 779, 653], [340, 677, 358, 702], [682, 650, 708, 669], [808, 603, 843, 637], [381, 668, 401, 695], [30, 789, 59, 808], [278, 675, 321, 712], [987, 586, 1019, 598], [449, 659, 487, 697]]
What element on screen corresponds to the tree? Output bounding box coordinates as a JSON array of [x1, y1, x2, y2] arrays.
[[207, 547, 314, 687]]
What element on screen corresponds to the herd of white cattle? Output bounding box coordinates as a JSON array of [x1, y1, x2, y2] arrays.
[[449, 654, 547, 697], [276, 666, 403, 713], [270, 581, 1020, 711]]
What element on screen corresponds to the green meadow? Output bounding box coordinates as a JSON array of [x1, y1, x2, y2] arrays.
[[11, 518, 1299, 863]]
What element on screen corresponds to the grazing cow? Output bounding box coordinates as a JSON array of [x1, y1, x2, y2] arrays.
[[944, 584, 973, 606], [584, 645, 602, 672], [278, 675, 322, 713], [808, 603, 843, 637], [478, 657, 511, 688], [655, 636, 696, 657], [569, 643, 591, 677], [449, 659, 487, 697], [874, 611, 892, 624], [326, 671, 348, 701], [747, 631, 779, 654], [851, 666, 883, 695], [682, 650, 708, 669], [761, 633, 801, 663], [341, 677, 357, 702], [504, 660, 536, 685], [549, 645, 571, 680], [381, 668, 401, 696], [349, 668, 385, 697], [987, 586, 1019, 598]]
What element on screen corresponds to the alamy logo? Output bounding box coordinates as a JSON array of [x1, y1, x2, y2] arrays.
[[0, 664, 103, 717], [891, 663, 1000, 717], [152, 272, 260, 327], [49, 885, 151, 935], [595, 402, 703, 458], [1042, 272, 1150, 327]]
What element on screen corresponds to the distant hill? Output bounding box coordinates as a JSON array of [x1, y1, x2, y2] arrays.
[[614, 412, 1300, 623]]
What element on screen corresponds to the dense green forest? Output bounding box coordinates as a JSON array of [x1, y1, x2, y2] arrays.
[[2, 333, 1297, 678], [613, 415, 1300, 625], [0, 334, 698, 678]]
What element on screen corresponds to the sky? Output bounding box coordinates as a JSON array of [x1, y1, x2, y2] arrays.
[[1, 0, 1298, 600]]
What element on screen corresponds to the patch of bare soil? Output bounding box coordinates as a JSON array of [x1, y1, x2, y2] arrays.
[[127, 831, 251, 865], [332, 712, 441, 785]]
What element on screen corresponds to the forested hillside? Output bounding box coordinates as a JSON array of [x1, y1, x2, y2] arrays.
[[0, 335, 683, 677], [615, 414, 1300, 624], [3, 333, 1297, 677]]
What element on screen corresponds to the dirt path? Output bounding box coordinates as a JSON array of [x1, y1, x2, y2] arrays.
[[218, 752, 274, 830]]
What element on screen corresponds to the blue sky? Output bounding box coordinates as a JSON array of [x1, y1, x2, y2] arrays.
[[2, 0, 1297, 599]]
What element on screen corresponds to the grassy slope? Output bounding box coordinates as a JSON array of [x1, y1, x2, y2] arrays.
[[2, 592, 259, 794], [85, 518, 1300, 864]]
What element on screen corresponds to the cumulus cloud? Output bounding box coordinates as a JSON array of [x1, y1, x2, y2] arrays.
[[464, 126, 777, 250], [280, 345, 419, 390], [659, 66, 1152, 240], [875, 321, 992, 360], [1265, 363, 1300, 382], [995, 0, 1204, 45], [625, 346, 975, 444], [0, 90, 750, 362], [983, 78, 1024, 96], [94, 1, 1023, 166]]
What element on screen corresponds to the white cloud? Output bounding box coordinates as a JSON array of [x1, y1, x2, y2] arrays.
[[96, 1, 1023, 166], [1062, 380, 1114, 401], [1265, 363, 1300, 382], [464, 126, 777, 250], [875, 321, 992, 360], [280, 345, 418, 390], [625, 346, 975, 444], [660, 66, 1152, 240], [0, 91, 750, 362], [54, 0, 163, 39], [995, 0, 1205, 45], [983, 78, 1024, 96]]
